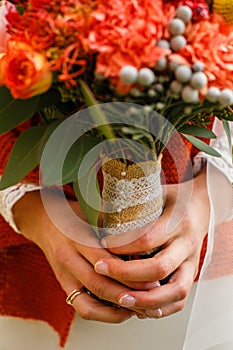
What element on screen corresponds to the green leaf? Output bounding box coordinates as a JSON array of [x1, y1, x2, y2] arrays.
[[62, 136, 100, 185], [222, 120, 232, 159], [0, 124, 47, 189], [179, 125, 216, 139], [40, 117, 101, 185], [73, 171, 101, 237], [0, 86, 39, 135], [182, 134, 221, 157], [37, 88, 61, 111]]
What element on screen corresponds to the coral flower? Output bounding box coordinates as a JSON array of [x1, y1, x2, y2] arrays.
[[0, 0, 14, 53], [0, 39, 52, 99], [86, 0, 170, 91], [181, 13, 233, 90]]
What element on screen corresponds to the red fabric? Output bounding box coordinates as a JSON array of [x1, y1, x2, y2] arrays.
[[0, 120, 207, 346]]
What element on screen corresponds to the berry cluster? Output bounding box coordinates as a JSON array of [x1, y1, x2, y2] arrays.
[[119, 5, 233, 108]]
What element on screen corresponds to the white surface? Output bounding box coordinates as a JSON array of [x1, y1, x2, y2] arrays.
[[0, 285, 195, 350]]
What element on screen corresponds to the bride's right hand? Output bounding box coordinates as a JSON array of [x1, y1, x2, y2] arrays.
[[12, 188, 136, 322]]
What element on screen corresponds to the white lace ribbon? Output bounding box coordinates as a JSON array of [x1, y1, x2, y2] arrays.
[[0, 180, 42, 233], [103, 170, 162, 211]]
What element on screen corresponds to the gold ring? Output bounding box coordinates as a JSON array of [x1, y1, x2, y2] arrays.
[[66, 288, 84, 305]]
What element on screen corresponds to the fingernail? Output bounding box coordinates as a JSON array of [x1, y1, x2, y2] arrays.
[[136, 313, 147, 319], [94, 261, 109, 275], [100, 238, 107, 248], [119, 294, 136, 307], [144, 281, 161, 289], [145, 308, 163, 319]]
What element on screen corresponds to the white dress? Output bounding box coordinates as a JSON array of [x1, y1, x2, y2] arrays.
[[0, 121, 233, 350]]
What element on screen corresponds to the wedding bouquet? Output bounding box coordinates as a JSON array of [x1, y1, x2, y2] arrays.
[[0, 0, 233, 248]]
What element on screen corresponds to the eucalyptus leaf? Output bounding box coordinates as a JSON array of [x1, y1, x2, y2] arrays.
[[182, 134, 221, 157], [40, 117, 100, 185], [37, 88, 61, 111], [179, 125, 216, 139], [0, 86, 39, 135], [62, 136, 100, 185], [0, 124, 47, 189], [73, 171, 101, 236]]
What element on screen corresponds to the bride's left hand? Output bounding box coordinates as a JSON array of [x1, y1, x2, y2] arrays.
[[94, 169, 210, 318]]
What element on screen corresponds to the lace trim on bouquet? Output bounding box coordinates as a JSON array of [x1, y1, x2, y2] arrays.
[[104, 207, 163, 235], [0, 180, 42, 233], [103, 170, 162, 211], [102, 158, 164, 235]]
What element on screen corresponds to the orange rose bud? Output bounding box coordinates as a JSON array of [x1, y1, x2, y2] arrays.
[[0, 40, 52, 99]]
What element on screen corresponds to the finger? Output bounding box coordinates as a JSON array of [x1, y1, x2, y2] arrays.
[[95, 234, 195, 282], [75, 239, 160, 290], [63, 250, 137, 306], [145, 300, 186, 319], [71, 291, 134, 323], [117, 259, 196, 310], [100, 217, 170, 255], [62, 275, 134, 322]]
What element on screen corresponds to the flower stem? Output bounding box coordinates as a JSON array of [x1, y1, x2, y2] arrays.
[[79, 79, 116, 140]]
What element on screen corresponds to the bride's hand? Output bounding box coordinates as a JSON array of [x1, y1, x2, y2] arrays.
[[12, 188, 139, 322], [94, 169, 210, 318]]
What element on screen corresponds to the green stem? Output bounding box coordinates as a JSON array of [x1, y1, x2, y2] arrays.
[[79, 79, 116, 140], [39, 110, 49, 125]]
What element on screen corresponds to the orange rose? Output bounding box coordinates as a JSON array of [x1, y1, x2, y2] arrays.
[[181, 14, 233, 90], [0, 40, 52, 99]]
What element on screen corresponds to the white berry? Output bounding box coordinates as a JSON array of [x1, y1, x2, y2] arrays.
[[176, 6, 193, 23], [137, 68, 155, 86], [190, 72, 208, 89], [181, 85, 199, 103], [170, 35, 187, 51], [169, 61, 179, 72], [154, 84, 164, 93], [155, 57, 167, 71], [157, 39, 170, 49], [130, 88, 142, 97], [193, 61, 205, 72], [120, 65, 138, 84], [175, 65, 192, 83], [148, 89, 157, 97], [168, 18, 186, 36], [170, 80, 183, 94], [206, 87, 220, 103], [219, 89, 233, 107]]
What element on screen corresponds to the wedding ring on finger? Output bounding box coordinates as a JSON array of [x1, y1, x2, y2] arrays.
[[66, 288, 84, 306]]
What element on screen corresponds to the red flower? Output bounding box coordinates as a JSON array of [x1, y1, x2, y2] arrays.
[[86, 0, 171, 91], [0, 1, 15, 53], [181, 13, 233, 90]]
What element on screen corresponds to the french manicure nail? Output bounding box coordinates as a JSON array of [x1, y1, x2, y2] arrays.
[[136, 313, 147, 319], [145, 308, 163, 319], [100, 238, 107, 248], [94, 261, 109, 275], [119, 294, 136, 307], [144, 280, 161, 289]]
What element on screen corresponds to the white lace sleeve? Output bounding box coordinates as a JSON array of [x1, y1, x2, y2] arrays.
[[193, 121, 233, 220], [0, 181, 42, 233]]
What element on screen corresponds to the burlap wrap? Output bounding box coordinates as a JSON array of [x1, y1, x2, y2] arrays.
[[102, 156, 163, 235]]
